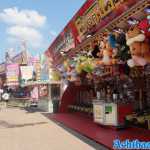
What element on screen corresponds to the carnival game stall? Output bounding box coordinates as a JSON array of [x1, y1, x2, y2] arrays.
[[53, 0, 149, 128], [46, 0, 150, 149]]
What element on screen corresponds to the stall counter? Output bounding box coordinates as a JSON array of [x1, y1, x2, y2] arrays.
[[93, 101, 133, 127]]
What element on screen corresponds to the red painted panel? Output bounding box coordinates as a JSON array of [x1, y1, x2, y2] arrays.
[[118, 104, 133, 124], [59, 84, 91, 113]]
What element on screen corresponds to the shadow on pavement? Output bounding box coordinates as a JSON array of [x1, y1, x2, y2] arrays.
[[0, 120, 48, 128], [22, 107, 44, 113]]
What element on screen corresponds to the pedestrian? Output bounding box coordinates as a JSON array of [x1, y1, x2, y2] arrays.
[[30, 86, 39, 107], [0, 88, 4, 101]]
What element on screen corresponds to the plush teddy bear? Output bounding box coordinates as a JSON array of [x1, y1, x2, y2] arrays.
[[141, 42, 150, 63], [126, 26, 150, 67]]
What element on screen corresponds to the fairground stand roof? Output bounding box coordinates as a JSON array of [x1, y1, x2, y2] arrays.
[[45, 0, 149, 69]]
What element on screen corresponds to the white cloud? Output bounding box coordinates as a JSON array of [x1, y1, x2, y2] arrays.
[[0, 7, 46, 28], [7, 25, 43, 49], [0, 7, 56, 51]]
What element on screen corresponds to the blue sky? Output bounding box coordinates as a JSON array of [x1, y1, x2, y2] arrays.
[[0, 0, 86, 63]]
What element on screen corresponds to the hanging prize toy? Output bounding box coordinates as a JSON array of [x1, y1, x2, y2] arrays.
[[138, 6, 150, 39]]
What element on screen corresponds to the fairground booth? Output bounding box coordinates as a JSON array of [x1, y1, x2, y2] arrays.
[[45, 0, 150, 149], [0, 51, 30, 100]]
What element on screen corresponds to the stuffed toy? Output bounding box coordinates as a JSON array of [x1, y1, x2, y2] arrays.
[[113, 29, 131, 61], [101, 40, 113, 65], [141, 42, 150, 63], [138, 18, 150, 39], [126, 26, 150, 67], [75, 55, 95, 74], [108, 33, 116, 49], [138, 6, 150, 39], [91, 45, 100, 58]]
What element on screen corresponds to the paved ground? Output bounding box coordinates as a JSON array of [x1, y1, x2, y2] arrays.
[[0, 107, 107, 150]]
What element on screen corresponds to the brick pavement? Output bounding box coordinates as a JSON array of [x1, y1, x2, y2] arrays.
[[0, 107, 96, 150]]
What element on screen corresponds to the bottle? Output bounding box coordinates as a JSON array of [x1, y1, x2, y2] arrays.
[[107, 86, 112, 102], [113, 88, 118, 103], [97, 91, 101, 100]]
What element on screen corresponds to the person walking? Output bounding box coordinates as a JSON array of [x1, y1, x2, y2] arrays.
[[30, 86, 39, 107], [0, 88, 3, 101]]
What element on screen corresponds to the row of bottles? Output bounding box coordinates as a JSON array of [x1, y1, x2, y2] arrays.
[[76, 90, 94, 107], [95, 75, 135, 104]]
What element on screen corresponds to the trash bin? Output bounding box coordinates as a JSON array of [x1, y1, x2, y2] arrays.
[[52, 99, 59, 113]]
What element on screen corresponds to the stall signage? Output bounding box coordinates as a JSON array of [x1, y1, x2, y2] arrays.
[[98, 0, 115, 17], [85, 2, 101, 31], [74, 0, 128, 40], [20, 66, 34, 82], [29, 56, 39, 65], [6, 64, 19, 85], [28, 56, 41, 81], [75, 2, 101, 41]]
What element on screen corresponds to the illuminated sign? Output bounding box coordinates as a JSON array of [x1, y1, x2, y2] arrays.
[[6, 64, 19, 85]]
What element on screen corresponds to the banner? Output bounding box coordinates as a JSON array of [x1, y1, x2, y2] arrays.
[[6, 64, 19, 85], [20, 66, 34, 82]]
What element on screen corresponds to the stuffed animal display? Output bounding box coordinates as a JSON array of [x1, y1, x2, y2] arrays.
[[126, 25, 150, 67], [101, 42, 113, 65], [114, 29, 131, 62]]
